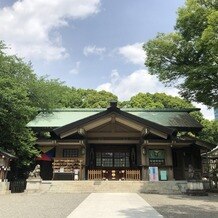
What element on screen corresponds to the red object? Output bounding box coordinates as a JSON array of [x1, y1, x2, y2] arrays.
[[36, 153, 52, 161]]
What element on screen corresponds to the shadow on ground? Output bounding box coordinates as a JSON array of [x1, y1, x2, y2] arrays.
[[140, 193, 218, 218], [119, 206, 162, 218]]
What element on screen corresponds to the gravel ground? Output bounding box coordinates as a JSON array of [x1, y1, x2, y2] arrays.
[[140, 193, 218, 218], [0, 193, 89, 218]]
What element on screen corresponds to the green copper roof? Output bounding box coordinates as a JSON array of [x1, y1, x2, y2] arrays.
[[128, 111, 200, 128], [27, 110, 100, 128], [27, 108, 202, 129]]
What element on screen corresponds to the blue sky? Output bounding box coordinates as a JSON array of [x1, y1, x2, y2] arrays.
[[0, 0, 214, 119]]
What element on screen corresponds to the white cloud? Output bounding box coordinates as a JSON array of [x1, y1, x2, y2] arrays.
[[193, 103, 214, 120], [96, 69, 214, 120], [69, 61, 80, 75], [97, 69, 179, 100], [83, 45, 106, 56], [110, 69, 119, 83], [118, 42, 146, 66], [0, 0, 100, 61]]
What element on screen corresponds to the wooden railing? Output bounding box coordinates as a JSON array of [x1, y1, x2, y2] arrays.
[[88, 170, 102, 180], [88, 169, 141, 180], [126, 170, 141, 180]]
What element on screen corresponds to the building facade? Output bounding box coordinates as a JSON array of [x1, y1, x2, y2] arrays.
[[27, 102, 211, 181]]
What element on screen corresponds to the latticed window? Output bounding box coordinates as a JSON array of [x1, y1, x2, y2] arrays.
[[114, 152, 130, 167], [63, 149, 79, 158], [96, 152, 102, 166], [95, 152, 130, 167], [102, 152, 113, 167]]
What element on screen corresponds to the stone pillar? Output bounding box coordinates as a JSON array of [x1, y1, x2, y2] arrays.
[[25, 178, 42, 193], [0, 181, 10, 194], [142, 167, 149, 180]]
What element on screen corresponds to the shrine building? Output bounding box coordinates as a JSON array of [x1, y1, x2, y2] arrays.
[[27, 101, 213, 181]]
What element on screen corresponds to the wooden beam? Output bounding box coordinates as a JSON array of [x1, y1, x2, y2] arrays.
[[142, 140, 193, 146], [83, 117, 112, 131], [36, 139, 85, 146], [36, 140, 57, 146], [87, 139, 139, 144], [149, 129, 168, 139], [87, 132, 141, 138], [60, 117, 112, 138], [115, 117, 144, 131], [57, 140, 84, 146], [60, 129, 77, 139]]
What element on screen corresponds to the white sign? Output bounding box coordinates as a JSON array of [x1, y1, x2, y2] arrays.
[[149, 167, 159, 181], [60, 167, 64, 173]]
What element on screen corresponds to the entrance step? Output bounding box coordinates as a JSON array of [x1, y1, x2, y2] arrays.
[[41, 180, 187, 194]]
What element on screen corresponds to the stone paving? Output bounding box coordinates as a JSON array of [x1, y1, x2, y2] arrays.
[[0, 192, 217, 218], [67, 193, 162, 218]]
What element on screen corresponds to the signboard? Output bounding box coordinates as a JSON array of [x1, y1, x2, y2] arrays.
[[148, 149, 165, 159], [149, 167, 159, 181], [160, 170, 167, 181]]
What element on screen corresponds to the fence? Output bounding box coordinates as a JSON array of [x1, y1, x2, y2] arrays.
[[88, 169, 141, 180], [88, 170, 102, 180], [126, 170, 141, 180]]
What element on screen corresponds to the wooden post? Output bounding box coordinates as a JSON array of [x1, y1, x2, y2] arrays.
[[206, 150, 211, 190], [79, 161, 82, 180]]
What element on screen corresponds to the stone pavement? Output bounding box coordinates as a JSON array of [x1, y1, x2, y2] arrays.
[[67, 193, 163, 218]]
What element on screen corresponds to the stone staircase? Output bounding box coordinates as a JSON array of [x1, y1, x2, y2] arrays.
[[40, 180, 187, 194]]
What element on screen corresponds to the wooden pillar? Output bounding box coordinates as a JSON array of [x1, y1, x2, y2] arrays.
[[136, 144, 141, 166], [141, 146, 149, 180], [167, 146, 174, 180], [0, 170, 3, 181], [79, 161, 82, 180], [206, 150, 212, 190]]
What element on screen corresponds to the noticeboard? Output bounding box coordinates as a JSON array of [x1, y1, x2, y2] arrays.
[[160, 170, 167, 181], [149, 166, 159, 181]]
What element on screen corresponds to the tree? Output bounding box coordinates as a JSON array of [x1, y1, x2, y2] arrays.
[[59, 88, 118, 108], [0, 45, 38, 167], [198, 119, 218, 144], [28, 77, 69, 111], [126, 92, 194, 109], [143, 0, 218, 107], [0, 42, 71, 167]]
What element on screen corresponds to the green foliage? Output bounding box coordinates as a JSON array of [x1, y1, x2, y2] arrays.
[[0, 42, 70, 167], [143, 0, 218, 107], [28, 77, 69, 111], [122, 92, 193, 108], [59, 88, 117, 108], [0, 50, 38, 166], [198, 119, 218, 144]]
